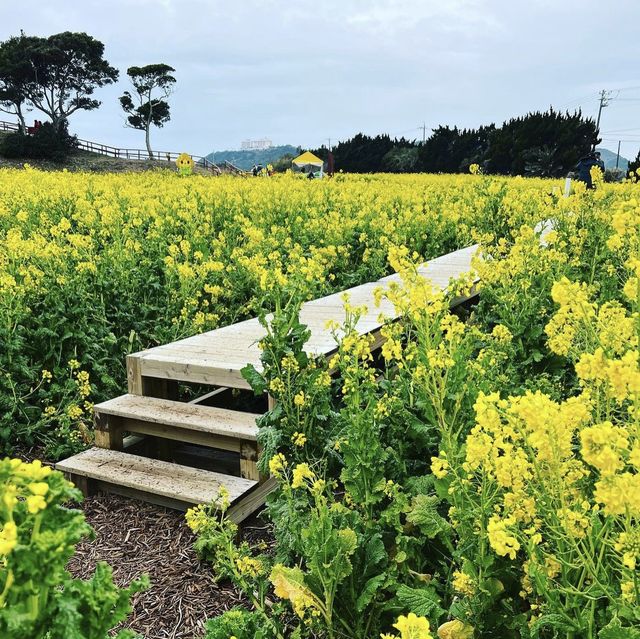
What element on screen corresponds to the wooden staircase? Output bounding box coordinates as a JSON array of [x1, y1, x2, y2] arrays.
[[56, 390, 274, 523], [56, 243, 481, 522]]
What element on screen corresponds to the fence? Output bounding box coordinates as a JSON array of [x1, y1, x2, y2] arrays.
[[0, 119, 223, 174], [0, 120, 20, 133]]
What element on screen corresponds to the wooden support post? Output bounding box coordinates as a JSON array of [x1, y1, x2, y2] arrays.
[[94, 412, 124, 451], [244, 393, 276, 484], [139, 377, 179, 461], [142, 377, 179, 400], [240, 441, 260, 481], [127, 355, 143, 395], [155, 438, 172, 462], [67, 473, 97, 498]]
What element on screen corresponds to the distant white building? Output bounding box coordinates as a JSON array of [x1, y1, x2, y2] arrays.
[[241, 138, 273, 150]]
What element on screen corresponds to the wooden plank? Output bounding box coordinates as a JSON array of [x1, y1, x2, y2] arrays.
[[122, 420, 242, 452], [139, 358, 254, 389], [226, 477, 278, 524], [94, 394, 259, 440], [85, 475, 278, 521], [240, 441, 260, 481], [167, 342, 257, 360], [90, 480, 198, 512], [127, 355, 143, 395], [94, 412, 124, 451], [139, 347, 261, 366], [56, 448, 256, 506]]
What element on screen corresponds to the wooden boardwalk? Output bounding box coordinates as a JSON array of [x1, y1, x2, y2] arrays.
[[127, 244, 479, 393], [57, 242, 479, 522]]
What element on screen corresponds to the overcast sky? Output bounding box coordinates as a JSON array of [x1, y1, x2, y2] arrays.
[[2, 0, 639, 159]]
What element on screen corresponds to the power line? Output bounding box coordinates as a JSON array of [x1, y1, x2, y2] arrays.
[[602, 127, 640, 133], [557, 92, 599, 108], [612, 85, 640, 93]]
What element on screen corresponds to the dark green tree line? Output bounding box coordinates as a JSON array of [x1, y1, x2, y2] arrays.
[[313, 109, 600, 176]]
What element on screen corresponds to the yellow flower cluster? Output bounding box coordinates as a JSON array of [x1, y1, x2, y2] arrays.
[[381, 612, 433, 639], [487, 515, 521, 560], [235, 555, 265, 578], [452, 570, 476, 597], [291, 431, 307, 447], [268, 453, 287, 478], [291, 463, 316, 489], [545, 277, 595, 356], [1, 459, 54, 556]]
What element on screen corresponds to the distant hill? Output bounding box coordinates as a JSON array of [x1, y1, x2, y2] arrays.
[[206, 145, 299, 170], [596, 147, 629, 171]]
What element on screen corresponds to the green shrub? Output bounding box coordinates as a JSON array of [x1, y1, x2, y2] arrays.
[[0, 457, 148, 638], [0, 122, 77, 162]]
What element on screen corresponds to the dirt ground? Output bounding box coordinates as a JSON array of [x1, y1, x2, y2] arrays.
[[67, 494, 270, 639]]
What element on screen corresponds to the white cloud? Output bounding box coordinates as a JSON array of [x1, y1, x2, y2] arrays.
[[0, 0, 638, 158]]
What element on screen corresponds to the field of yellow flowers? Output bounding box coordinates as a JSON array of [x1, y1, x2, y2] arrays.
[[1, 166, 639, 638], [186, 174, 640, 638], [0, 167, 551, 457]]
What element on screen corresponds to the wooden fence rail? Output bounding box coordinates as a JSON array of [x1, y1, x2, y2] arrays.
[[0, 120, 20, 133], [0, 119, 223, 174]]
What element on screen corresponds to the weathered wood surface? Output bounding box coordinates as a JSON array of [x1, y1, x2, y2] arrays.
[[56, 448, 256, 506], [94, 394, 260, 441], [226, 476, 278, 523], [128, 244, 480, 390]]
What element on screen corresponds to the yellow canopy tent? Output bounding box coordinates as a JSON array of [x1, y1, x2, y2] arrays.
[[292, 151, 324, 177]]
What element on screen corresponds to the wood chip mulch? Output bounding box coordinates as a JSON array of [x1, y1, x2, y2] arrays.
[[67, 494, 270, 639]]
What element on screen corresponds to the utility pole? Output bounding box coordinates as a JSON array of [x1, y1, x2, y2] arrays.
[[594, 89, 613, 149], [419, 122, 427, 144], [616, 140, 621, 169], [327, 138, 332, 151]]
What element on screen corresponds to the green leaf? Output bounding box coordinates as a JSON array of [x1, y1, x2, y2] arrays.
[[599, 617, 640, 639], [481, 577, 504, 599], [406, 494, 452, 539], [356, 574, 386, 612], [529, 613, 581, 636], [396, 585, 445, 620], [240, 364, 267, 394]]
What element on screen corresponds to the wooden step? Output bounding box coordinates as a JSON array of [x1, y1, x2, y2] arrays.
[[93, 395, 261, 476], [56, 447, 264, 522]]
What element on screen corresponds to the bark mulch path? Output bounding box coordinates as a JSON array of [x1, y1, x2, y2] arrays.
[[67, 493, 270, 639]]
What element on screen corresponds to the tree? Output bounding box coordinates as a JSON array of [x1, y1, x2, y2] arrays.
[[0, 33, 39, 131], [417, 125, 494, 173], [312, 134, 415, 173], [522, 145, 563, 177], [485, 108, 597, 176], [119, 64, 176, 159], [18, 32, 118, 131], [381, 146, 419, 172]]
